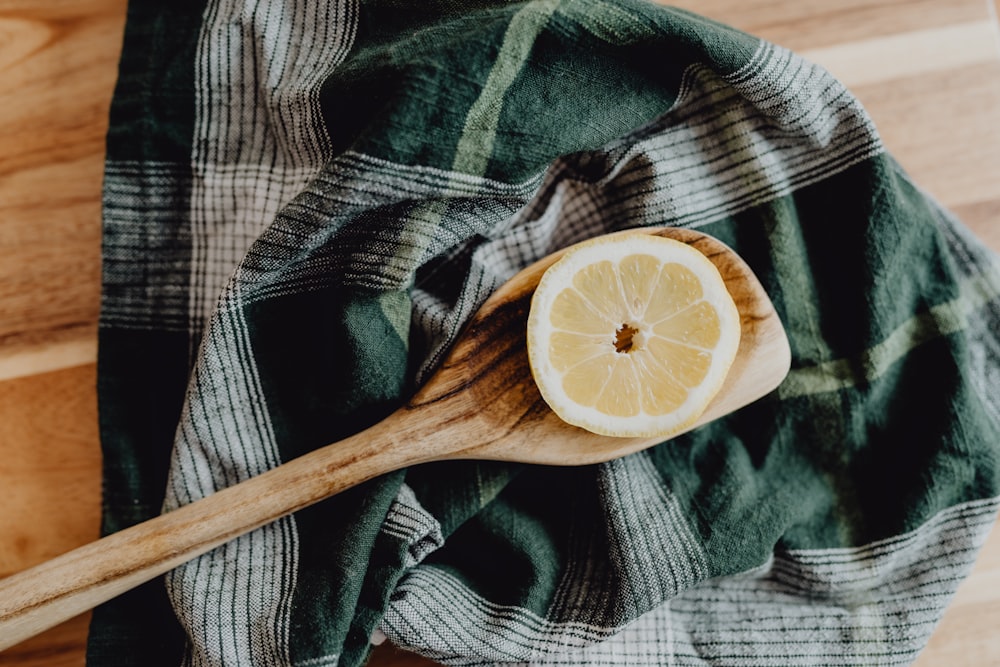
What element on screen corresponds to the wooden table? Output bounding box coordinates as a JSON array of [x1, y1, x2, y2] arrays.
[[2, 1, 999, 664]]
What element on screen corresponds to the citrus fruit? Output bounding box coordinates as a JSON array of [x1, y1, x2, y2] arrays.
[[526, 232, 741, 438]]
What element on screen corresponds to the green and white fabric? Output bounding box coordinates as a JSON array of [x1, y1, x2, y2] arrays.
[[90, 1, 1000, 666]]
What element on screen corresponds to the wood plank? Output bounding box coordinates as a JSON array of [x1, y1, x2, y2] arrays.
[[801, 21, 1000, 88], [0, 365, 102, 578], [0, 615, 89, 667], [670, 0, 990, 51], [0, 364, 101, 666], [0, 324, 97, 383], [0, 0, 123, 364]]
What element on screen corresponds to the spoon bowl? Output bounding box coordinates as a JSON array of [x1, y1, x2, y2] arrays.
[[0, 226, 790, 650]]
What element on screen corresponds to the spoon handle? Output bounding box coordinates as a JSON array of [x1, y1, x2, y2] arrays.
[[0, 416, 420, 651], [0, 226, 789, 651]]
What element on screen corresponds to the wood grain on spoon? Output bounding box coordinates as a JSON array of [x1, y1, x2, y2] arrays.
[[0, 226, 790, 651]]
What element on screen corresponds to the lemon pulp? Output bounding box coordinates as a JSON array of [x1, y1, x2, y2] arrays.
[[526, 233, 741, 438]]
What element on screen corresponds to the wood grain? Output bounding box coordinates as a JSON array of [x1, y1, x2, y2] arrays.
[[0, 365, 101, 578], [0, 615, 90, 667], [677, 0, 990, 52], [0, 0, 121, 354], [0, 0, 998, 664], [0, 367, 100, 663]]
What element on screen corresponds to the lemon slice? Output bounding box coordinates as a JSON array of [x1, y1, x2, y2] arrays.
[[526, 232, 741, 438]]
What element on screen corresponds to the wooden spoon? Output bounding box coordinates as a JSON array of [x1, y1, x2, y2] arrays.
[[0, 226, 790, 650]]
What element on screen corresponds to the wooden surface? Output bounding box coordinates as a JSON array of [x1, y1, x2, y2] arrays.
[[1, 0, 998, 664]]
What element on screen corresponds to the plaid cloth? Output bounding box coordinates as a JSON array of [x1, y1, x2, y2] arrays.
[[89, 1, 1000, 665]]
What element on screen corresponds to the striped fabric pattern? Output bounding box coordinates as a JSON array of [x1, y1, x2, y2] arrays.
[[90, 1, 1000, 666]]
